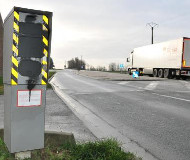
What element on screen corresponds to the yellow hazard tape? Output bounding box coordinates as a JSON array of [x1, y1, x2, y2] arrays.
[[43, 15, 48, 24], [41, 79, 46, 85], [12, 56, 18, 67], [43, 36, 48, 46], [13, 22, 19, 32], [42, 60, 47, 65], [42, 24, 48, 31], [13, 33, 19, 44], [11, 79, 17, 85], [11, 68, 18, 78], [12, 45, 18, 55], [14, 11, 19, 21], [43, 49, 48, 57], [42, 69, 47, 79]]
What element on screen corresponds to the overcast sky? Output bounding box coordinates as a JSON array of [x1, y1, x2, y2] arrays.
[[1, 0, 190, 68]]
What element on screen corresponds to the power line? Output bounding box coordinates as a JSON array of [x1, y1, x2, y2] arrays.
[[146, 22, 158, 44]]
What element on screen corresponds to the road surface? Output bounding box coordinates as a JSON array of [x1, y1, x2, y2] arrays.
[[50, 70, 190, 160]]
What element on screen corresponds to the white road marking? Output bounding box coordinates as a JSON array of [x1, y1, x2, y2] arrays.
[[144, 82, 159, 90], [118, 81, 129, 85], [152, 93, 190, 102]]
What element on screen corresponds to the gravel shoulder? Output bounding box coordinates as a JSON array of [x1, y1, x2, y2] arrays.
[[45, 89, 96, 142]]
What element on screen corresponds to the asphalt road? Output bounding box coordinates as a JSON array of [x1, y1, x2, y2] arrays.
[[51, 70, 190, 160]]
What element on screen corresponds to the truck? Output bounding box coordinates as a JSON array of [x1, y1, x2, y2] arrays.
[[126, 37, 190, 79]]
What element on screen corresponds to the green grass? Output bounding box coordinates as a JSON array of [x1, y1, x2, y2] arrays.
[[0, 76, 3, 95], [70, 139, 141, 160], [0, 138, 14, 160], [48, 70, 56, 79], [47, 70, 56, 89], [0, 138, 141, 160]]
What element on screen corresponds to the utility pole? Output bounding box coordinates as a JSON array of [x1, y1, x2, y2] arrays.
[[147, 22, 158, 44]]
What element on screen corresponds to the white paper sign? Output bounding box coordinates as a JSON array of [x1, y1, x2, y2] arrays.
[[17, 90, 42, 107]]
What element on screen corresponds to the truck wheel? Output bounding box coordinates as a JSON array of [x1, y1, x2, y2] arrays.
[[176, 75, 181, 80], [181, 76, 187, 80], [164, 69, 170, 78], [153, 69, 158, 77], [158, 69, 164, 78], [170, 70, 176, 79]]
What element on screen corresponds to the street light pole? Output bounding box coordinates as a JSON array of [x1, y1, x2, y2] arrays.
[[147, 22, 158, 44]]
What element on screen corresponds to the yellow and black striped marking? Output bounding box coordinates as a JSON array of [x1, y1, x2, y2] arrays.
[[41, 15, 49, 85], [11, 11, 19, 85]]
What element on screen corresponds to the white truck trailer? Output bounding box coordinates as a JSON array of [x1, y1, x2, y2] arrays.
[[126, 37, 190, 79]]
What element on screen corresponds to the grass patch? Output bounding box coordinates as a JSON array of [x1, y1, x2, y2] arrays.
[[47, 70, 56, 89], [0, 138, 14, 160], [0, 138, 141, 160], [0, 76, 3, 95], [70, 139, 141, 160]]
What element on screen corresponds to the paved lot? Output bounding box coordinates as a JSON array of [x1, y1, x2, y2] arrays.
[[0, 89, 96, 142]]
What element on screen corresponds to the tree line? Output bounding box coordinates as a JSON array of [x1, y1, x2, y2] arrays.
[[67, 57, 86, 70]]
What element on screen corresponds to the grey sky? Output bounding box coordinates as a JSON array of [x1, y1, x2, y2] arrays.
[[1, 0, 190, 68]]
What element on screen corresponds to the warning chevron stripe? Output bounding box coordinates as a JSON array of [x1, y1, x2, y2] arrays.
[[11, 11, 19, 85], [43, 36, 48, 46], [43, 15, 48, 25], [41, 15, 49, 85], [42, 24, 48, 31], [11, 79, 17, 85], [11, 72, 18, 85], [13, 22, 19, 32], [42, 76, 47, 83], [42, 60, 47, 65], [12, 68, 18, 78], [12, 56, 18, 67], [13, 33, 19, 44], [12, 45, 18, 56], [41, 59, 47, 85], [43, 48, 48, 57], [42, 69, 47, 78], [14, 11, 19, 21]]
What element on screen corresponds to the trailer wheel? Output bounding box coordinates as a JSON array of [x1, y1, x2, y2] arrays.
[[158, 69, 164, 78], [153, 69, 158, 77], [164, 69, 170, 78]]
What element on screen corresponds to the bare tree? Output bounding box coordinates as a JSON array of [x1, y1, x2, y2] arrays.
[[97, 66, 106, 71], [109, 63, 116, 71], [67, 57, 86, 70]]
